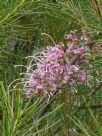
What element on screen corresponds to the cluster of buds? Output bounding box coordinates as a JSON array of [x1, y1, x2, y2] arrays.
[[25, 31, 89, 97]]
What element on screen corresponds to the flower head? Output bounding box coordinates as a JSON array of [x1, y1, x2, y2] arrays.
[[25, 31, 89, 97]]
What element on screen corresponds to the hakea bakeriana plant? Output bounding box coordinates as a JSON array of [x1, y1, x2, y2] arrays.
[[25, 31, 90, 97]]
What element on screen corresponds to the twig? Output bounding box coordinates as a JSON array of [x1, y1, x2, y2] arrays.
[[79, 104, 102, 109]]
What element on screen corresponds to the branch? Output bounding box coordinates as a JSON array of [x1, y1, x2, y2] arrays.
[[79, 104, 102, 109]]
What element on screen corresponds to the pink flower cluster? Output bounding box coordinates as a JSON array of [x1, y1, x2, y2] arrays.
[[25, 31, 88, 97]]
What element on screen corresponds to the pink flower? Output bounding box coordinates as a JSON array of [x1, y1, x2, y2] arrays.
[[81, 34, 89, 42], [66, 43, 75, 54], [64, 31, 78, 42], [68, 65, 79, 73], [73, 47, 85, 56], [78, 70, 86, 82], [66, 44, 85, 58], [25, 31, 89, 97], [42, 44, 64, 62]]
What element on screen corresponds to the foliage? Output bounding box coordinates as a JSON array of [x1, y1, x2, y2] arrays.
[[0, 0, 102, 136]]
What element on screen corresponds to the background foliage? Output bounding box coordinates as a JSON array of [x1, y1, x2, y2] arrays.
[[0, 0, 102, 135]]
